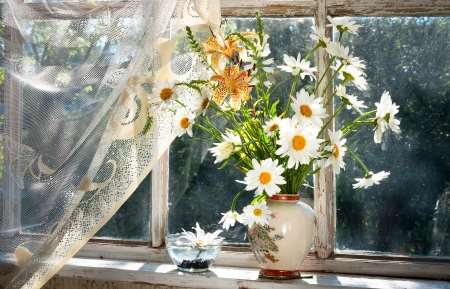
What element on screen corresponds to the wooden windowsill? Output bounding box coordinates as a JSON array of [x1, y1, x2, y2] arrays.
[[57, 257, 450, 289]]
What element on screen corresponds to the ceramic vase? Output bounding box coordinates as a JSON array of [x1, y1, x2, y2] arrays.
[[247, 194, 315, 278]]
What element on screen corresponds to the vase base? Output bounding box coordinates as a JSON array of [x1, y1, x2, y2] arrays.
[[259, 269, 301, 279]]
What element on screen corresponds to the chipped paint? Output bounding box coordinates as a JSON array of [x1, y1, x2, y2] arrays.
[[220, 0, 450, 16]]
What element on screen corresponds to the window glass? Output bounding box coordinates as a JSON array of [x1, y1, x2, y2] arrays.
[[168, 18, 315, 244], [335, 17, 450, 256], [7, 17, 151, 240], [95, 173, 151, 241]]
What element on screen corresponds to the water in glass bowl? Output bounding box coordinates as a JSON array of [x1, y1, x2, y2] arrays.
[[165, 233, 224, 272]]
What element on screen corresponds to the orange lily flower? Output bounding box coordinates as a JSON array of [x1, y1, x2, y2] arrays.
[[210, 65, 253, 111], [203, 32, 258, 71]]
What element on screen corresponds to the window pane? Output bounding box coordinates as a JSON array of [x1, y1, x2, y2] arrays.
[[335, 17, 450, 256], [9, 17, 150, 241], [168, 18, 315, 244], [95, 173, 151, 241]]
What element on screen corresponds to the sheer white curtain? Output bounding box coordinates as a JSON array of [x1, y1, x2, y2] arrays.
[[0, 0, 220, 288]]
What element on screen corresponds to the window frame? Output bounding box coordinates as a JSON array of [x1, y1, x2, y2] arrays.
[[2, 17, 24, 231], [2, 0, 450, 282], [143, 0, 450, 280]]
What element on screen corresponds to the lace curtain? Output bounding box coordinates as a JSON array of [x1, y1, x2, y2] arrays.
[[0, 0, 220, 288]]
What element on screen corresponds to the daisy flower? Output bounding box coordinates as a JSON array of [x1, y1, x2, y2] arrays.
[[352, 171, 390, 189], [256, 34, 271, 57], [374, 91, 401, 143], [275, 127, 324, 169], [237, 158, 286, 197], [374, 124, 384, 144], [325, 42, 349, 59], [323, 129, 347, 174], [277, 117, 297, 137], [290, 89, 328, 129], [336, 85, 367, 113], [219, 101, 233, 112], [327, 16, 362, 35], [244, 57, 274, 74], [278, 53, 317, 80], [262, 116, 282, 137], [193, 61, 208, 72], [209, 131, 242, 163], [327, 44, 366, 72], [310, 26, 330, 47], [192, 86, 212, 116], [148, 80, 181, 110], [180, 222, 222, 247], [241, 201, 272, 228], [173, 107, 195, 137], [387, 105, 401, 133], [336, 62, 368, 91], [262, 58, 275, 73], [218, 210, 244, 230]]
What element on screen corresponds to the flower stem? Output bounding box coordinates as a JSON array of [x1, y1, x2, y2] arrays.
[[281, 73, 300, 117], [195, 248, 203, 259], [345, 145, 370, 175], [317, 103, 345, 137], [304, 45, 320, 61], [230, 188, 247, 212], [322, 65, 344, 106], [314, 55, 335, 96]]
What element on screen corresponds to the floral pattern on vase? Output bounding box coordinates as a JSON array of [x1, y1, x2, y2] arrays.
[[247, 194, 315, 279], [248, 221, 284, 264]]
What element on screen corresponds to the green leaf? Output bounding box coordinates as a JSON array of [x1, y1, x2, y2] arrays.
[[269, 100, 280, 115], [142, 116, 153, 135]]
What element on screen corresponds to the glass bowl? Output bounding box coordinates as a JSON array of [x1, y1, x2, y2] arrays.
[[165, 233, 224, 272]]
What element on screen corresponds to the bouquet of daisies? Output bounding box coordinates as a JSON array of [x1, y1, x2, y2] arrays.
[[147, 12, 400, 230]]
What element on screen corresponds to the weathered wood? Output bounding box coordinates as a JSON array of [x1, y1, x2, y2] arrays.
[[151, 150, 169, 247], [57, 256, 450, 288], [220, 0, 316, 16], [2, 0, 450, 20], [77, 244, 450, 280], [314, 0, 335, 260], [328, 0, 450, 16], [2, 18, 23, 231]]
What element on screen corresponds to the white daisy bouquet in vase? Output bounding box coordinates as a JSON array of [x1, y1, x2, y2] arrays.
[[148, 12, 400, 278]]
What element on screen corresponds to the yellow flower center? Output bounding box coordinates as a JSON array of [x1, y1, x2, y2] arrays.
[[343, 71, 355, 81], [259, 172, 272, 185], [333, 144, 339, 158], [292, 135, 306, 151], [253, 208, 262, 217], [160, 88, 173, 101], [196, 240, 203, 246], [180, 117, 190, 129], [300, 105, 312, 117], [201, 97, 210, 110], [220, 142, 234, 154], [269, 124, 279, 132]]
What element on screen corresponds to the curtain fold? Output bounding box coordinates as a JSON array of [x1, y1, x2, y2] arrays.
[[0, 0, 221, 288]]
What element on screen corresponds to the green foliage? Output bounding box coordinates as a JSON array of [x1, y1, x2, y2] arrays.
[[254, 11, 265, 44], [335, 17, 450, 256], [142, 116, 154, 135], [186, 26, 204, 55], [169, 16, 450, 256]]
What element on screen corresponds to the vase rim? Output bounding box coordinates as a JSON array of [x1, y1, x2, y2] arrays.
[[268, 194, 300, 201]]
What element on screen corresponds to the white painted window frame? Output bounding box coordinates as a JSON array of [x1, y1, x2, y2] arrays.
[[2, 0, 449, 283], [144, 0, 450, 281], [2, 22, 24, 231]]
